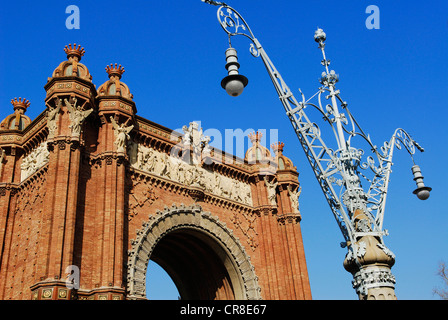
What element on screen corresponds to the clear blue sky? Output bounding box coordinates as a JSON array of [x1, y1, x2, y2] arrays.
[[1, 0, 447, 300]]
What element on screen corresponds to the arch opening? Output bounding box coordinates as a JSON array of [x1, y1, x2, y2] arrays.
[[127, 205, 261, 300], [148, 228, 236, 300]]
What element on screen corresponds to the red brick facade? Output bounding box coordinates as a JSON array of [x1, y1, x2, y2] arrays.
[[0, 44, 311, 300]]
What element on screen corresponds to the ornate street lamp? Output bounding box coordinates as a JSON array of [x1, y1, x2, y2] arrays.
[[202, 0, 431, 299]]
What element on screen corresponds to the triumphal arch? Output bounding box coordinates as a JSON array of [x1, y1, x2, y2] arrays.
[[0, 44, 312, 300]]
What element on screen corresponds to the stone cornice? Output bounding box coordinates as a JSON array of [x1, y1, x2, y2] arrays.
[[277, 212, 302, 224]]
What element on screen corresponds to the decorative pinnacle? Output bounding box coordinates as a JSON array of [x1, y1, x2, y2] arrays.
[[320, 70, 339, 85], [105, 63, 125, 79], [64, 43, 85, 62], [314, 28, 326, 43], [11, 97, 30, 112], [248, 131, 262, 144], [271, 142, 284, 155]]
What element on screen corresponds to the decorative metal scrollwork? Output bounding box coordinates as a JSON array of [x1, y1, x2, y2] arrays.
[[215, 5, 260, 57], [394, 128, 417, 154]]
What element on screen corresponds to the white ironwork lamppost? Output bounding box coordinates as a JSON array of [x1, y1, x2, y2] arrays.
[[202, 0, 431, 300]]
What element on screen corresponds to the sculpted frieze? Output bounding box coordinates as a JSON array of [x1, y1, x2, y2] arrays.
[[128, 141, 252, 206], [20, 141, 50, 181]]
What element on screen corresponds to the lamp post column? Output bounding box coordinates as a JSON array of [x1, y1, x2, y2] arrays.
[[343, 209, 397, 300]]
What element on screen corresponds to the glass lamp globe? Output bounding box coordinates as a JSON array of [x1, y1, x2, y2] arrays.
[[413, 186, 432, 200], [221, 74, 249, 97]]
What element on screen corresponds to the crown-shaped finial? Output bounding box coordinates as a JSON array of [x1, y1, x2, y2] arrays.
[[64, 43, 85, 61], [11, 97, 30, 112], [105, 63, 125, 79], [271, 142, 284, 154], [248, 131, 263, 144]]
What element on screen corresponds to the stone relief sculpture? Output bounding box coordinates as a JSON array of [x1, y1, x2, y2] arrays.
[[110, 117, 134, 153], [182, 122, 211, 164], [46, 98, 62, 139], [128, 141, 252, 206], [65, 97, 93, 137], [20, 142, 50, 181], [181, 124, 192, 146], [158, 153, 173, 179], [287, 185, 301, 213], [202, 135, 212, 157], [264, 176, 278, 205]]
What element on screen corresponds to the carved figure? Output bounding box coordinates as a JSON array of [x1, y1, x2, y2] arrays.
[[264, 176, 278, 205], [182, 125, 192, 146], [232, 180, 243, 202], [110, 117, 134, 153], [159, 153, 172, 179], [47, 98, 62, 138], [176, 160, 186, 184], [145, 149, 157, 172], [181, 122, 211, 164], [220, 177, 233, 198], [65, 97, 93, 137], [242, 185, 252, 206], [213, 172, 222, 195], [202, 135, 212, 156], [191, 166, 206, 188], [287, 185, 301, 213], [192, 125, 203, 151]]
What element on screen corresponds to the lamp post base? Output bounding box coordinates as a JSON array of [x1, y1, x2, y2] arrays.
[[344, 232, 397, 300], [361, 286, 397, 300], [352, 265, 397, 300]]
